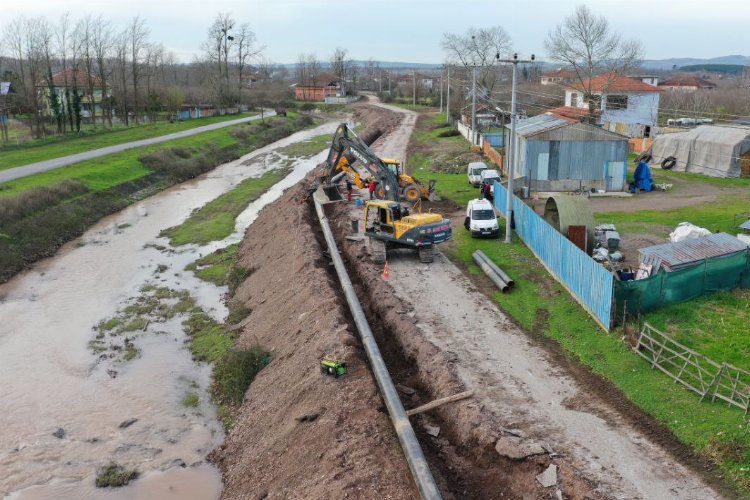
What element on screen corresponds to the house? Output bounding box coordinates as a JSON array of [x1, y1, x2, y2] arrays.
[[658, 75, 716, 91], [630, 75, 660, 87], [541, 68, 574, 86], [177, 104, 218, 120], [563, 73, 662, 138], [461, 104, 497, 128], [38, 69, 111, 118], [506, 112, 630, 193], [295, 72, 341, 101], [240, 73, 258, 87]]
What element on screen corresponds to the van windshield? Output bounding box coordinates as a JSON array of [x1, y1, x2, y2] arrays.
[[472, 168, 486, 175], [473, 209, 495, 220]]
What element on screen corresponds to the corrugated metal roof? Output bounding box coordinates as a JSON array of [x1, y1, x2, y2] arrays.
[[739, 219, 750, 230], [639, 233, 748, 271], [510, 113, 574, 138]]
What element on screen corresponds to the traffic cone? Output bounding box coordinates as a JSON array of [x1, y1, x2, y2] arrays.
[[382, 261, 390, 279]]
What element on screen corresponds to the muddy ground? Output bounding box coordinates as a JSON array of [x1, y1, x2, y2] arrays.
[[214, 100, 729, 499]]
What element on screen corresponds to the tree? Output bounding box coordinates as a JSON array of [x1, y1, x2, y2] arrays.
[[441, 26, 512, 94], [330, 47, 349, 95], [545, 4, 642, 122], [91, 16, 114, 126], [114, 29, 130, 126], [235, 23, 261, 108], [129, 15, 149, 124], [202, 13, 235, 109]]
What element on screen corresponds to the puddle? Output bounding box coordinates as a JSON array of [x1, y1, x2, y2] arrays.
[[0, 122, 337, 499]]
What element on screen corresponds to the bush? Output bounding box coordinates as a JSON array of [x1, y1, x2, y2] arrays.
[[212, 347, 268, 404], [438, 129, 460, 138], [299, 102, 316, 111], [0, 180, 89, 226], [95, 463, 138, 487]]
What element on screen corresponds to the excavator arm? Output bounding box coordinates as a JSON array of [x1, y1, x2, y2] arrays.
[[323, 123, 402, 202]]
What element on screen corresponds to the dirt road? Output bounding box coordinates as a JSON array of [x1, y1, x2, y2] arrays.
[[356, 98, 721, 499]]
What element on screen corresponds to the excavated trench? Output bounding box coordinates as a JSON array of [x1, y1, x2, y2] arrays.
[[308, 199, 601, 499]]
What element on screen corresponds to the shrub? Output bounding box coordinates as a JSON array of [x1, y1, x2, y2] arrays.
[[0, 180, 89, 226], [95, 463, 138, 487], [212, 347, 268, 404], [438, 129, 460, 137], [299, 102, 316, 111]]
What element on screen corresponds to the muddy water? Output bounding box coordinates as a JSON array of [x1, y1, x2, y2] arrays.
[[0, 122, 337, 499]]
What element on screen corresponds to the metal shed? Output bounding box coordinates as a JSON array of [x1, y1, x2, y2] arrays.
[[639, 233, 749, 272], [507, 113, 629, 194]]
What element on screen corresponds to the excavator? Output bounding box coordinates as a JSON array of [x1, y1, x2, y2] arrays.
[[324, 123, 437, 202], [319, 123, 452, 264]]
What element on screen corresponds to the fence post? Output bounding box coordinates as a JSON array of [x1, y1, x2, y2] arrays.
[[705, 364, 725, 402]]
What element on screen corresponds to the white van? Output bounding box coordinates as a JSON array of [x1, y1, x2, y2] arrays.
[[464, 198, 499, 238], [467, 161, 488, 186], [480, 169, 501, 194]]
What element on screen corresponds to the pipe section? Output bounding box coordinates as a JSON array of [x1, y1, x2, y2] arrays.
[[472, 252, 510, 293], [474, 250, 515, 287], [313, 200, 442, 500]]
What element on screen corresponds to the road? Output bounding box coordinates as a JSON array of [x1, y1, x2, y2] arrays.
[[360, 98, 720, 499], [0, 112, 274, 184]]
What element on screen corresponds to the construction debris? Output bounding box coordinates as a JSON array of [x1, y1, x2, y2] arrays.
[[536, 464, 558, 488], [424, 425, 441, 438], [494, 436, 546, 460], [405, 390, 475, 417]]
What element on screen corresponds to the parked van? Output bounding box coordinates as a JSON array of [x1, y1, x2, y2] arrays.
[[467, 161, 488, 186], [464, 198, 499, 238], [480, 169, 501, 194]]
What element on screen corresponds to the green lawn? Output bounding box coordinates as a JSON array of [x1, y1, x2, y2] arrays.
[[161, 168, 289, 246], [0, 112, 257, 170], [408, 111, 750, 495]]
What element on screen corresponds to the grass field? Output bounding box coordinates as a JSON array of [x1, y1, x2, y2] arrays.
[[408, 112, 750, 495], [162, 168, 289, 246], [0, 113, 257, 171]]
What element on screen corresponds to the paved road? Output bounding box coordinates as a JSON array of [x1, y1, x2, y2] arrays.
[[0, 112, 275, 184]]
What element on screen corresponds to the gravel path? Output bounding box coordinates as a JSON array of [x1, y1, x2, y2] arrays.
[[0, 112, 274, 184]]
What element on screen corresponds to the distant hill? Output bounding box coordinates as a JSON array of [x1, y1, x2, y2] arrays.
[[641, 55, 750, 70], [678, 64, 746, 74]]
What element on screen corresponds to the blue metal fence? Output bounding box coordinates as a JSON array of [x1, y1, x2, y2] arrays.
[[494, 181, 614, 330]]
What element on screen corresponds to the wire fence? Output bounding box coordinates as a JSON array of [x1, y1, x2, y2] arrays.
[[635, 323, 750, 414]]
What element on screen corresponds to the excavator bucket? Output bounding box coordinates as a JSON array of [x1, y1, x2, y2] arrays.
[[427, 179, 439, 202]]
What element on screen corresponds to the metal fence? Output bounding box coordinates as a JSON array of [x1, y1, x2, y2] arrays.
[[493, 181, 614, 330], [635, 323, 750, 414]]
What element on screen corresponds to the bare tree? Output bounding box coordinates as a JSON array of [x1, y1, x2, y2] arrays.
[[545, 4, 642, 121], [202, 13, 235, 108], [235, 23, 261, 108], [56, 13, 73, 131], [129, 15, 149, 124], [91, 16, 113, 126], [307, 53, 320, 89], [114, 29, 130, 126], [79, 15, 98, 127], [441, 26, 512, 93], [330, 47, 348, 95]]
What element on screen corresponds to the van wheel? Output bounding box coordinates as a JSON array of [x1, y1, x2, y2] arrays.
[[417, 246, 434, 263]]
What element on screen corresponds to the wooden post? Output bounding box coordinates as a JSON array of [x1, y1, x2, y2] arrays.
[[406, 390, 475, 417]]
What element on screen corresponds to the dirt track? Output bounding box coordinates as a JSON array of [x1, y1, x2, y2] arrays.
[[335, 98, 722, 499]]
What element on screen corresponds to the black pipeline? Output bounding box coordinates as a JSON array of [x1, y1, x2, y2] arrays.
[[472, 250, 514, 292], [313, 198, 442, 500]]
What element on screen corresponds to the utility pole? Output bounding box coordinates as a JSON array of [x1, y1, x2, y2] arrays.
[[439, 71, 443, 114], [471, 65, 477, 144], [379, 70, 382, 93], [496, 53, 535, 243], [412, 69, 416, 106], [446, 67, 450, 120]]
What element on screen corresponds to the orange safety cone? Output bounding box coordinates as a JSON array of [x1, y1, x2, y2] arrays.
[[382, 261, 390, 279]]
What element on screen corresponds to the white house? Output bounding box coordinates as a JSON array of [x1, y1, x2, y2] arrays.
[[562, 74, 662, 138]]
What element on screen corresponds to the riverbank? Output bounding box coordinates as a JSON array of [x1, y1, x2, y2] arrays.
[[0, 114, 316, 283]]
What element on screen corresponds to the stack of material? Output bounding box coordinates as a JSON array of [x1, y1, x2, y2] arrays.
[[593, 224, 622, 263], [639, 233, 749, 273]]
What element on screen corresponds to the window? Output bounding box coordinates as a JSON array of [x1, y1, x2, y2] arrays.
[[606, 95, 628, 110], [570, 92, 579, 107]]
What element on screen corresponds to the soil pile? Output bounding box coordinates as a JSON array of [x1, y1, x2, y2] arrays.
[[210, 183, 415, 499]]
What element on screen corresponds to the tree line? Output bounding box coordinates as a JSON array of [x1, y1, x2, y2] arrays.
[[0, 12, 278, 141]]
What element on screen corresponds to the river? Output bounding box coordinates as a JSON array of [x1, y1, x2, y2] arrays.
[[0, 122, 337, 500]]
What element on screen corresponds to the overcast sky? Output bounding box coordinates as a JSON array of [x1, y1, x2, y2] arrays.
[[3, 0, 748, 64]]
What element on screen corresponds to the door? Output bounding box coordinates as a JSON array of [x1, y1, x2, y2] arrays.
[[606, 161, 626, 191], [537, 153, 549, 181]]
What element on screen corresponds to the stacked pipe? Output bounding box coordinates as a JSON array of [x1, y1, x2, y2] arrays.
[[472, 250, 515, 293]]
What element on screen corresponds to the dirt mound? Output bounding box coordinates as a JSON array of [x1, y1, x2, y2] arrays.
[[210, 183, 415, 499]]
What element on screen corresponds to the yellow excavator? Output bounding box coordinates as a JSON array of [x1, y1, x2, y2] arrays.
[[324, 123, 437, 202], [319, 123, 451, 263]]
